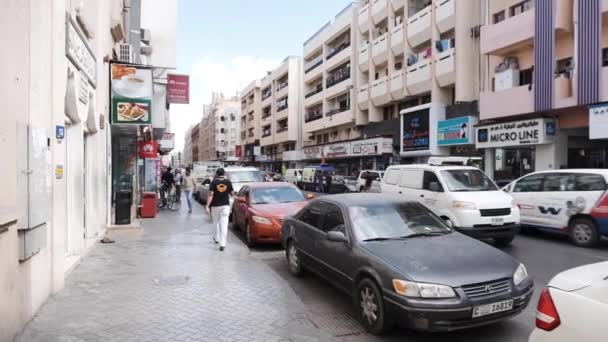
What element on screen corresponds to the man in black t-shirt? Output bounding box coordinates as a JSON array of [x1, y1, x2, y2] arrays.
[[206, 168, 234, 251]]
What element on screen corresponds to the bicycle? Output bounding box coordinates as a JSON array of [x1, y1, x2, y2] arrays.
[[158, 184, 181, 211]]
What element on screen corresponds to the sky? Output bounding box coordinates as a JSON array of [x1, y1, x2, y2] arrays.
[[170, 0, 353, 152]]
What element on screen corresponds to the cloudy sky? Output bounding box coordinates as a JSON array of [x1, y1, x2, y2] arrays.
[[170, 0, 352, 151]]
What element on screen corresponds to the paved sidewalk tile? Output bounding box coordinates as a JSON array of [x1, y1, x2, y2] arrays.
[[17, 202, 338, 342]]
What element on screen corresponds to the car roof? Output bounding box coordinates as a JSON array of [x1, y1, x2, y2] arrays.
[[386, 164, 478, 171], [313, 193, 405, 207], [526, 169, 608, 176], [243, 182, 297, 189]]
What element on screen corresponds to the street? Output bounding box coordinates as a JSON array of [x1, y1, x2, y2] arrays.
[[18, 195, 608, 342]]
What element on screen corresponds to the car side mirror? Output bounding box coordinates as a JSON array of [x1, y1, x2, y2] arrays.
[[441, 217, 454, 229], [429, 182, 442, 192], [327, 230, 347, 243], [305, 193, 315, 200]]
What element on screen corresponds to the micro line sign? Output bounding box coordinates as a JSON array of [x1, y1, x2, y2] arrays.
[[475, 118, 556, 149]]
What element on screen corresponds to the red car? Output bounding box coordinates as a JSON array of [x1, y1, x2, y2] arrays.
[[232, 182, 313, 246]]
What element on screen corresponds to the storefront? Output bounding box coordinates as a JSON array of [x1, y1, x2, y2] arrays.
[[475, 118, 556, 182]]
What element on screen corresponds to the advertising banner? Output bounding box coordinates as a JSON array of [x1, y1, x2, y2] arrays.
[[167, 74, 190, 104], [475, 119, 556, 149], [139, 141, 158, 159], [437, 116, 476, 146], [589, 104, 608, 140], [402, 109, 430, 152], [110, 63, 153, 125]]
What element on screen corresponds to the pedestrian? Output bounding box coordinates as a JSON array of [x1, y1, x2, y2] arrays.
[[206, 168, 234, 251], [315, 170, 322, 193], [173, 168, 183, 202], [364, 171, 373, 192], [325, 172, 333, 194], [183, 169, 197, 213]]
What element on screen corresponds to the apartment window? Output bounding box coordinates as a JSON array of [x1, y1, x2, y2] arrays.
[[520, 68, 533, 86], [421, 94, 432, 104], [383, 106, 394, 121], [375, 72, 379, 80], [395, 62, 403, 71], [316, 135, 322, 144], [220, 116, 226, 121], [510, 0, 533, 17], [230, 114, 236, 121], [399, 98, 419, 110], [493, 11, 505, 24], [556, 58, 573, 77], [323, 133, 329, 144]]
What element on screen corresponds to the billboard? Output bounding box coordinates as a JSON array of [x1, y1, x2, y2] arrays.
[[437, 116, 477, 146], [110, 63, 153, 125], [402, 109, 430, 152], [167, 74, 190, 104]]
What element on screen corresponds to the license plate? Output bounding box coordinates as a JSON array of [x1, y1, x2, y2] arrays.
[[472, 300, 513, 318], [491, 217, 504, 226]]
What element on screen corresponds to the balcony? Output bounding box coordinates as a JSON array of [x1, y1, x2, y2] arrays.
[[359, 3, 370, 33], [391, 0, 405, 10], [407, 5, 432, 48], [325, 43, 352, 71], [372, 32, 389, 65], [481, 7, 534, 55], [371, 0, 388, 25], [358, 85, 369, 110], [391, 23, 405, 55], [326, 106, 351, 117], [305, 111, 323, 123], [436, 0, 455, 34], [390, 70, 406, 100], [275, 128, 289, 143], [305, 106, 353, 133], [555, 75, 575, 109], [480, 84, 534, 120], [359, 44, 370, 71], [276, 82, 289, 98], [304, 55, 324, 74], [371, 76, 390, 106], [406, 58, 432, 95], [326, 41, 351, 61], [326, 68, 351, 89], [305, 86, 324, 106], [435, 48, 455, 87]]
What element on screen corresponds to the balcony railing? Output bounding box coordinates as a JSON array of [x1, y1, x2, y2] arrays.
[[305, 55, 324, 74], [276, 127, 289, 133], [305, 112, 323, 123], [326, 106, 350, 116], [326, 68, 351, 88], [262, 130, 272, 138], [277, 82, 289, 91], [262, 91, 272, 100], [326, 41, 351, 60], [305, 86, 323, 98]]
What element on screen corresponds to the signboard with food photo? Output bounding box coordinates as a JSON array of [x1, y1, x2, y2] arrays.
[[110, 63, 153, 125]]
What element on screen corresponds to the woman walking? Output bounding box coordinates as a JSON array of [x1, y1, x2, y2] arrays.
[[183, 169, 197, 213]]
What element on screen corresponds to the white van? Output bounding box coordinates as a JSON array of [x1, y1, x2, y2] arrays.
[[381, 164, 520, 246], [503, 169, 608, 247], [284, 169, 302, 186]]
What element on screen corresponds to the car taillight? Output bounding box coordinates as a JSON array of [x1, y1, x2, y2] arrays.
[[536, 288, 561, 331]]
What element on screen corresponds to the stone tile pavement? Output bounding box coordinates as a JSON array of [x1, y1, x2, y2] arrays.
[[16, 201, 342, 342]]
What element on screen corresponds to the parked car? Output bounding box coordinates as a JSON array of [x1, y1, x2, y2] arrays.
[[356, 170, 384, 192], [529, 261, 608, 342], [327, 175, 358, 194], [300, 164, 336, 191], [196, 166, 264, 205], [503, 169, 608, 247], [232, 182, 313, 246], [284, 169, 303, 187], [281, 194, 534, 334], [381, 163, 520, 246]]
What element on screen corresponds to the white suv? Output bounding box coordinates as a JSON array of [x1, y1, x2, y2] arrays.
[[356, 170, 384, 192], [381, 164, 520, 246]]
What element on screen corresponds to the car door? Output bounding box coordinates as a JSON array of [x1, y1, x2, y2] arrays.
[[534, 173, 578, 230], [293, 203, 325, 271], [510, 173, 546, 227], [398, 168, 424, 202], [313, 203, 354, 291], [421, 170, 444, 213]]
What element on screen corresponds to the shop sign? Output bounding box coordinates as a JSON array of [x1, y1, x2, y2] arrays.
[[303, 146, 323, 159], [256, 154, 268, 162], [138, 141, 158, 159], [110, 63, 153, 125], [323, 142, 350, 158], [253, 146, 261, 156], [437, 116, 476, 146], [475, 118, 555, 149], [66, 15, 96, 87], [402, 109, 430, 152], [159, 133, 175, 151], [589, 104, 608, 140], [167, 74, 190, 104], [351, 137, 393, 156]]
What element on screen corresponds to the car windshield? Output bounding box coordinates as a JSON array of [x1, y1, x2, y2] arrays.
[[349, 202, 451, 241], [251, 187, 305, 204], [226, 170, 264, 183], [440, 169, 498, 192]]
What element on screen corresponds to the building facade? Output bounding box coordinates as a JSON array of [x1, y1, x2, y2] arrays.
[[240, 80, 262, 164], [198, 93, 241, 163]]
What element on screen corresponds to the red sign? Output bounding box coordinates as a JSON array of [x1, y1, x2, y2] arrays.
[[139, 141, 158, 158], [167, 74, 190, 104], [235, 145, 242, 158]]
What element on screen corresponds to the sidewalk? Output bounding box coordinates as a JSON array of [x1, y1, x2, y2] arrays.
[[17, 200, 337, 342]]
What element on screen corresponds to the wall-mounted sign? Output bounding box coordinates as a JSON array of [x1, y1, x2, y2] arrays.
[[437, 116, 477, 146], [253, 146, 261, 156], [55, 125, 65, 140], [138, 141, 158, 159], [475, 118, 556, 149], [303, 146, 323, 160], [55, 164, 64, 179], [351, 137, 393, 155], [589, 104, 608, 140], [159, 133, 175, 151], [66, 15, 96, 87], [323, 142, 349, 158], [110, 63, 153, 125], [402, 109, 430, 152], [167, 74, 190, 104]]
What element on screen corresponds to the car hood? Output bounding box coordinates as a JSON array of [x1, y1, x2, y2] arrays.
[[449, 191, 513, 209], [251, 201, 307, 218], [361, 233, 519, 287]]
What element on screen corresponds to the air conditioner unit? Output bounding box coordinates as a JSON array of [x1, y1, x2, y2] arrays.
[[118, 43, 133, 63], [111, 23, 124, 43], [140, 46, 153, 56], [140, 28, 151, 44]]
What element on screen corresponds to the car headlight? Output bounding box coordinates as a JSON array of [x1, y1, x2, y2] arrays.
[[392, 279, 456, 298], [251, 216, 272, 225], [513, 263, 528, 286], [452, 201, 477, 210]]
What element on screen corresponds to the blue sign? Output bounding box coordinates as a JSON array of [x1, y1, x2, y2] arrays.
[[545, 121, 556, 136], [56, 125, 65, 140], [437, 117, 474, 146]]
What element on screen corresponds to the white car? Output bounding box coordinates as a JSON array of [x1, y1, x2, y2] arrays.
[[196, 167, 264, 204], [283, 169, 302, 186], [356, 170, 384, 192], [381, 163, 520, 246], [529, 262, 608, 342], [503, 169, 608, 247]]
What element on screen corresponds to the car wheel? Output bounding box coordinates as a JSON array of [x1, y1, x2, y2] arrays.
[[494, 235, 514, 247], [286, 240, 303, 277], [245, 221, 256, 247], [569, 218, 599, 247], [356, 278, 387, 335]]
